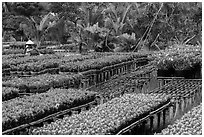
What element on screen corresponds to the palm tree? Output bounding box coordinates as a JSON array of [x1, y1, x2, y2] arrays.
[[100, 3, 133, 51], [17, 12, 62, 48], [102, 3, 133, 36], [66, 3, 107, 53], [79, 2, 106, 27]]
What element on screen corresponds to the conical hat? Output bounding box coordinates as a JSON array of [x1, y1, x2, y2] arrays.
[[26, 40, 34, 45]]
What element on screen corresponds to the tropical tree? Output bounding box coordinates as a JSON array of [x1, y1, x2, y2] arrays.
[[64, 2, 108, 53], [17, 12, 62, 47], [2, 2, 50, 42], [85, 2, 133, 52], [102, 3, 132, 36], [132, 2, 202, 51], [2, 2, 202, 52], [49, 2, 81, 22]]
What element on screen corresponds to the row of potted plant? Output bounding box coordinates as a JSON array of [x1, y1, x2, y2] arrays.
[[3, 52, 147, 71], [2, 52, 106, 71], [88, 64, 155, 102], [2, 88, 97, 131], [31, 93, 171, 135], [59, 54, 139, 72], [2, 49, 25, 55], [2, 48, 56, 55], [157, 103, 202, 135], [3, 73, 83, 93], [2, 87, 20, 101], [2, 54, 61, 69]]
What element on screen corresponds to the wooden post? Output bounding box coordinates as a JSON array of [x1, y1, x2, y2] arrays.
[[103, 72, 105, 81], [99, 72, 102, 83], [93, 74, 97, 85], [145, 117, 151, 135], [173, 100, 180, 120], [85, 79, 89, 88], [163, 109, 167, 128], [189, 96, 193, 109], [150, 116, 154, 134], [108, 70, 111, 80], [180, 97, 185, 115], [157, 112, 161, 131], [169, 105, 174, 123], [160, 111, 164, 130], [110, 69, 112, 77], [104, 71, 107, 81], [186, 96, 191, 111], [100, 73, 103, 82], [152, 114, 158, 133], [100, 72, 103, 82]]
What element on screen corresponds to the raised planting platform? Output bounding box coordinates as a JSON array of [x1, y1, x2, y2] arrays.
[[2, 88, 99, 134], [79, 57, 148, 88], [2, 53, 148, 77], [86, 77, 201, 134], [149, 45, 202, 79], [30, 93, 171, 135], [86, 63, 157, 102], [2, 73, 82, 93], [156, 103, 202, 135], [148, 79, 202, 125], [2, 87, 20, 101]]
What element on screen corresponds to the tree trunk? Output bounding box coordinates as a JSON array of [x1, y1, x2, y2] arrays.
[[36, 30, 41, 49]]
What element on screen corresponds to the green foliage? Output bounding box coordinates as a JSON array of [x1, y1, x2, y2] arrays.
[[2, 2, 202, 52], [157, 104, 202, 135], [151, 44, 201, 71], [31, 93, 170, 135], [2, 88, 96, 131], [49, 2, 81, 22], [2, 87, 20, 101]]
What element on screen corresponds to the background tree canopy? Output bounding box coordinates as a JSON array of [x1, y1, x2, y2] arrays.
[[2, 2, 202, 52]]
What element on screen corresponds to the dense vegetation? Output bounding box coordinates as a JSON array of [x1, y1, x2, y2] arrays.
[[2, 88, 96, 131], [157, 103, 202, 135], [31, 93, 171, 135], [2, 2, 202, 52]]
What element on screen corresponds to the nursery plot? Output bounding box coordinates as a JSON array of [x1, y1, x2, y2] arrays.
[[2, 54, 61, 69], [2, 1, 202, 136], [157, 103, 202, 135], [148, 79, 202, 124], [2, 73, 82, 93], [87, 64, 156, 102], [2, 53, 148, 77], [148, 79, 201, 99], [2, 88, 97, 131], [2, 87, 20, 101], [59, 54, 145, 73], [149, 45, 202, 78], [31, 93, 171, 135]]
